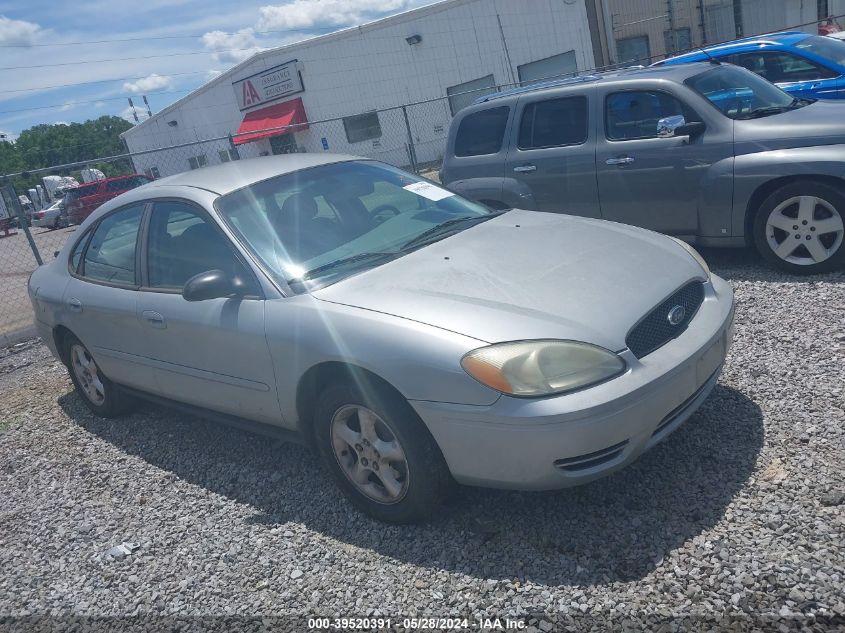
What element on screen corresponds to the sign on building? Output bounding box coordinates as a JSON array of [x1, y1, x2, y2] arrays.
[[233, 60, 304, 111]]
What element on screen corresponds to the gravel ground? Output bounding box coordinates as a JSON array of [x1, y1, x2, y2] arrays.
[[0, 249, 843, 633]]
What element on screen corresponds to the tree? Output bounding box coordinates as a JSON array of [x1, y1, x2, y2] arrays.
[[1, 116, 135, 194]]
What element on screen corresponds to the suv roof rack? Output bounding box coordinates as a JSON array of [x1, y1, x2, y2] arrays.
[[474, 74, 604, 104]]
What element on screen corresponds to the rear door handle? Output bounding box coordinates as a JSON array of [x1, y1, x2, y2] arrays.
[[141, 310, 166, 329], [606, 156, 635, 166], [66, 297, 82, 313], [513, 164, 537, 173]]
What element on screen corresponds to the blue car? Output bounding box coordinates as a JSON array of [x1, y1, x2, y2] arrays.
[[658, 31, 845, 100]]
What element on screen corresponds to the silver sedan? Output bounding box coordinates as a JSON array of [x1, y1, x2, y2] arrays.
[[29, 155, 734, 523]]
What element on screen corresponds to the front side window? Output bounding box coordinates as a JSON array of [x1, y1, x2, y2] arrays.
[[81, 205, 143, 285], [215, 161, 496, 290], [454, 107, 510, 157], [606, 91, 691, 141], [343, 112, 382, 144], [518, 96, 588, 149], [146, 201, 253, 291], [733, 51, 837, 83], [685, 65, 803, 119]]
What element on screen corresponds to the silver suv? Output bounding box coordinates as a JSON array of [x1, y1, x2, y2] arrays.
[[440, 62, 845, 274]]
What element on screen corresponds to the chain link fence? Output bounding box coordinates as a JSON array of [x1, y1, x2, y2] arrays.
[[1, 5, 842, 345]]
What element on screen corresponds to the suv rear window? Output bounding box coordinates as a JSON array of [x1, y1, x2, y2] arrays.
[[518, 96, 588, 150], [454, 107, 510, 157]]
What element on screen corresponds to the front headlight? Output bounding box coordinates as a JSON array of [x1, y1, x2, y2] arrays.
[[461, 340, 626, 398], [669, 237, 710, 278]]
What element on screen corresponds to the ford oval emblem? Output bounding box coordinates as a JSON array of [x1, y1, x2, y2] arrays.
[[667, 305, 686, 326]]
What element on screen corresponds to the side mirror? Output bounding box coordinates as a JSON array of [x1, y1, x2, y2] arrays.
[[674, 121, 706, 138], [182, 269, 244, 302]]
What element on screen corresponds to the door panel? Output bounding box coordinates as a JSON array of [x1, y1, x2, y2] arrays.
[[595, 88, 733, 234], [137, 200, 280, 424], [61, 204, 155, 390], [504, 92, 600, 217]]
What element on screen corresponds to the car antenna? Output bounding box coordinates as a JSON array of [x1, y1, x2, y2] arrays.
[[696, 46, 721, 64]]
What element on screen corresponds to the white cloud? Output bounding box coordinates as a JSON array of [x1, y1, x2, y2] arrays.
[[202, 27, 265, 64], [94, 101, 106, 108], [53, 121, 70, 126], [0, 15, 43, 46], [257, 0, 411, 30], [123, 73, 174, 94], [0, 130, 17, 142], [118, 105, 151, 124]]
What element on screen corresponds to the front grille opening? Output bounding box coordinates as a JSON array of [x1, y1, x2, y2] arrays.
[[554, 440, 628, 472], [626, 281, 705, 359]]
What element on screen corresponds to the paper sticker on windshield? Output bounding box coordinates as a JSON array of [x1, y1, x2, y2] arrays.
[[403, 182, 454, 201]]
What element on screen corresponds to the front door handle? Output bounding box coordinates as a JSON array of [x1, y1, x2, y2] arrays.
[[513, 164, 537, 173], [66, 297, 82, 313], [606, 156, 635, 166], [141, 310, 166, 329]]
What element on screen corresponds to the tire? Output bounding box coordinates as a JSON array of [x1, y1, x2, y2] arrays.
[[313, 379, 453, 524], [64, 334, 136, 418], [753, 181, 845, 274]]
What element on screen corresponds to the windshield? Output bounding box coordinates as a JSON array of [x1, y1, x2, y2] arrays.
[[215, 160, 497, 289], [795, 35, 845, 67], [685, 65, 801, 119]]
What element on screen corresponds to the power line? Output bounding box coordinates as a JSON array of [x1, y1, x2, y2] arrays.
[[0, 27, 340, 48], [0, 71, 216, 95], [0, 89, 195, 115], [0, 46, 264, 71]]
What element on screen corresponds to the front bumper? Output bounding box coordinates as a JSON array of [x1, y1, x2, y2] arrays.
[[411, 274, 735, 490]]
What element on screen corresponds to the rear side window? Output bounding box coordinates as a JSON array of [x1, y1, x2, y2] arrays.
[[69, 230, 92, 273], [518, 96, 588, 150], [106, 179, 126, 192], [66, 184, 99, 201], [82, 205, 144, 285], [454, 106, 510, 157]]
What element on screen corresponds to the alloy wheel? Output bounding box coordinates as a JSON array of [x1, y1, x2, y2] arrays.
[[70, 344, 106, 406], [330, 404, 409, 504], [765, 195, 844, 267]]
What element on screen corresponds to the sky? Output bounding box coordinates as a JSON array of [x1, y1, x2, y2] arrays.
[[0, 0, 441, 141]]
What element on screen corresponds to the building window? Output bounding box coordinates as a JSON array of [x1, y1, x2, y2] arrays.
[[616, 36, 651, 64], [454, 106, 510, 157], [343, 112, 382, 144], [144, 167, 161, 179], [664, 28, 692, 55], [447, 75, 497, 116], [517, 51, 578, 85], [188, 154, 208, 170], [218, 148, 240, 163]]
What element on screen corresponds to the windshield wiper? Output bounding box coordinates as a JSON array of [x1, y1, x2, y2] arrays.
[[737, 98, 807, 119], [293, 251, 399, 282], [400, 212, 505, 251]]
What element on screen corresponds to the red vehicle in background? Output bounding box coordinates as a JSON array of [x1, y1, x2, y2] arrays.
[[64, 174, 152, 225]]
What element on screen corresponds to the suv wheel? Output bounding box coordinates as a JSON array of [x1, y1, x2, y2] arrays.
[[313, 380, 452, 523], [753, 181, 845, 274], [65, 335, 135, 417]]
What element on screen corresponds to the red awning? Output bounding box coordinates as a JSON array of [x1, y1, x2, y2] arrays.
[[233, 98, 308, 145]]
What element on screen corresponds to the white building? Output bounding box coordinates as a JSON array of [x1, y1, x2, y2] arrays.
[[122, 0, 596, 177]]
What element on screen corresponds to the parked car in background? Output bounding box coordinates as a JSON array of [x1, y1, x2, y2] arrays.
[[657, 32, 845, 100], [440, 63, 845, 274], [28, 155, 733, 523], [64, 174, 151, 225], [32, 199, 67, 229]]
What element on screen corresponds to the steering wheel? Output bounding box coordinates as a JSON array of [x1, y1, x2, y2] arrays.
[[370, 204, 401, 224]]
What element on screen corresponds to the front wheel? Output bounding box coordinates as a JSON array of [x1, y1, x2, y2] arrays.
[[753, 182, 845, 274], [313, 380, 453, 523]]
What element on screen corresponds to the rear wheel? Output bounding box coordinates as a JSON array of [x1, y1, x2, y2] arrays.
[[64, 334, 136, 417], [753, 182, 845, 274], [313, 380, 452, 523]]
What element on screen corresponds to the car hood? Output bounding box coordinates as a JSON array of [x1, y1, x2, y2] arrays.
[[313, 210, 706, 351], [734, 99, 845, 152]]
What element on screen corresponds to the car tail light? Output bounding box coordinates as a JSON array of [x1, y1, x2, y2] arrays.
[[34, 211, 45, 219]]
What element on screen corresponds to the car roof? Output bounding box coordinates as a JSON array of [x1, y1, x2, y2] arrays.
[[68, 173, 147, 189], [474, 62, 716, 105], [659, 31, 813, 64], [145, 153, 363, 196]]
